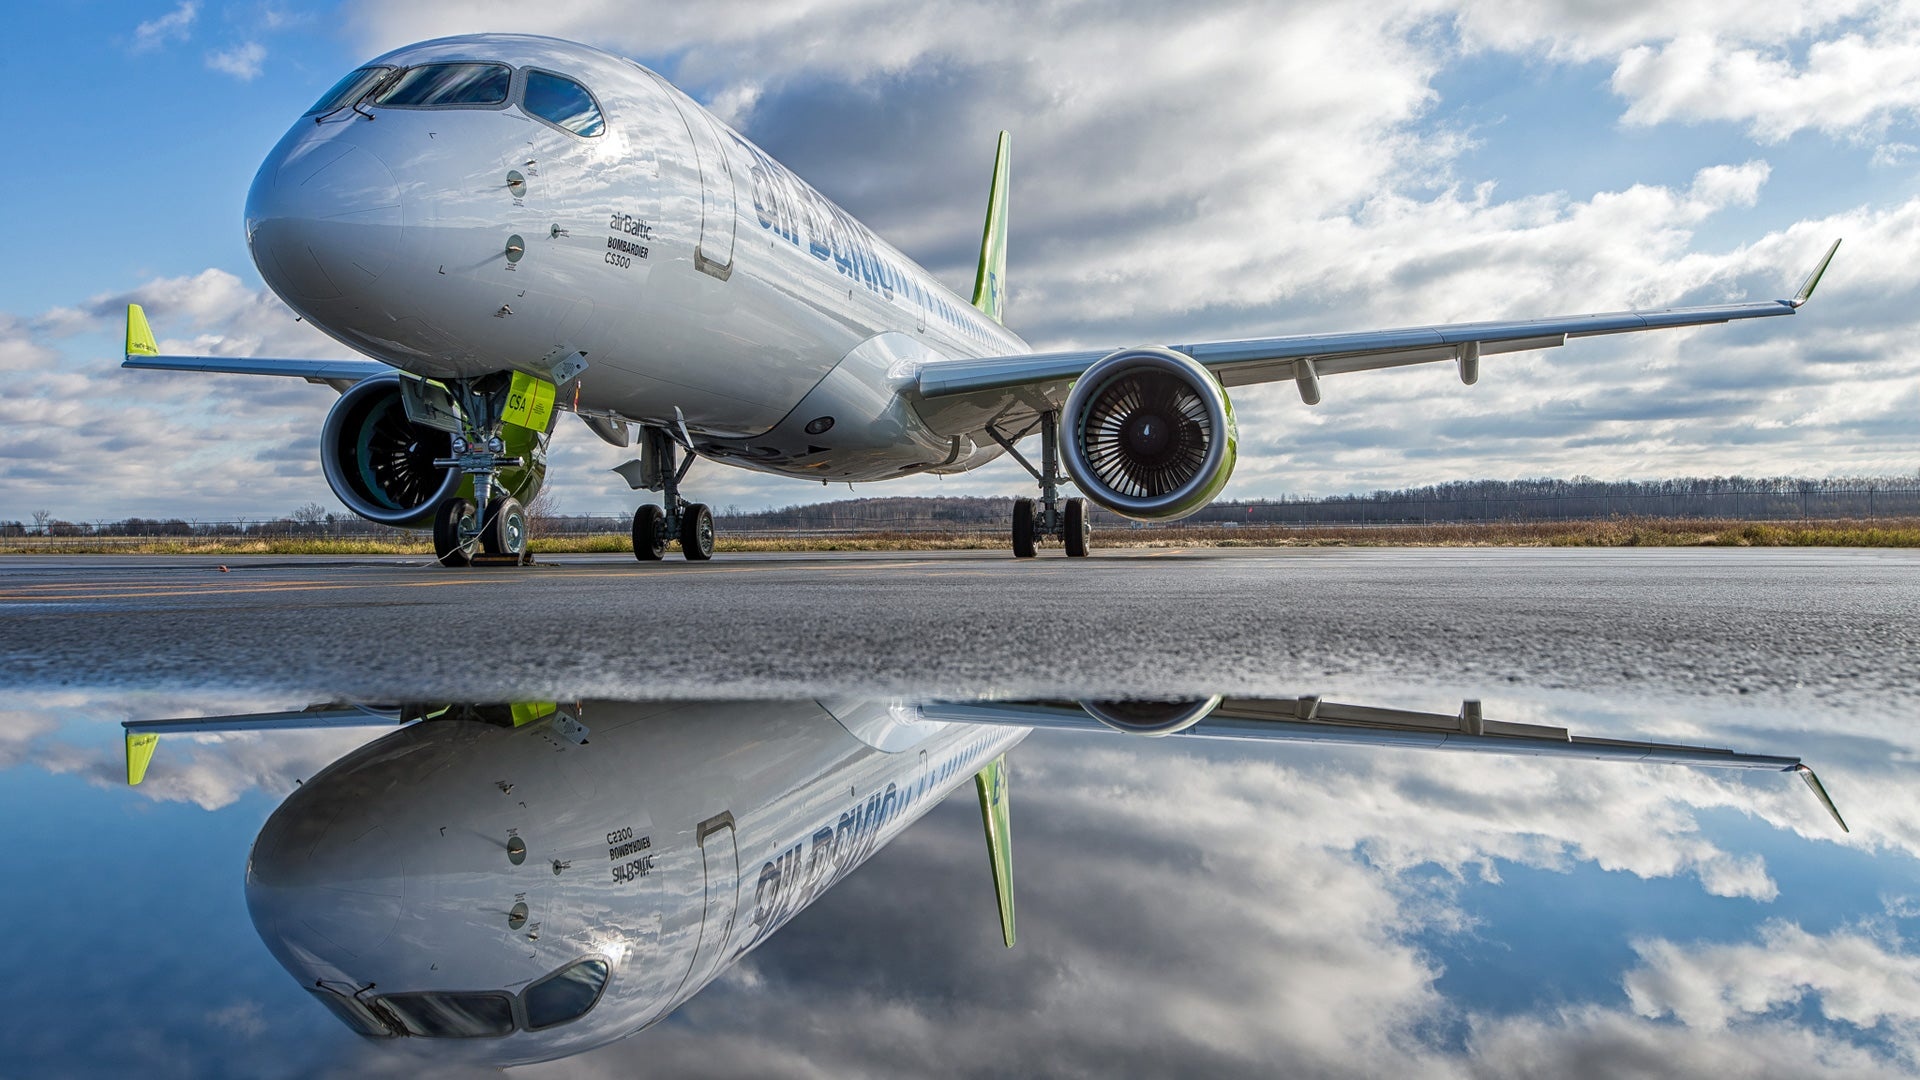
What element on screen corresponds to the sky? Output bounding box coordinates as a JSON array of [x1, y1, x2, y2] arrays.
[[4, 1, 1920, 524], [2, 685, 1915, 1077]]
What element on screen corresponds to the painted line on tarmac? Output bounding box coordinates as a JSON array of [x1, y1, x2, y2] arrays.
[[0, 558, 962, 602], [0, 581, 351, 602]]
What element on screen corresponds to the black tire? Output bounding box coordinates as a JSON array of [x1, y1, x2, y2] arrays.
[[632, 504, 667, 561], [1064, 497, 1091, 558], [482, 495, 527, 561], [680, 502, 715, 561], [1012, 497, 1037, 558], [433, 498, 477, 567]]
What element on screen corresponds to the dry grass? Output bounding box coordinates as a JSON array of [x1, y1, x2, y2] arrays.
[[6, 517, 1918, 556], [1104, 517, 1920, 549]]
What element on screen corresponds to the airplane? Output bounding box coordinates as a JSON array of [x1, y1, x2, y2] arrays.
[[123, 692, 1845, 1066], [120, 33, 1843, 566]]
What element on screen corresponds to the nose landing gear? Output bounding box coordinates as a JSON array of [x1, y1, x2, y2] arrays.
[[987, 410, 1093, 559], [625, 421, 716, 562], [428, 374, 537, 567]]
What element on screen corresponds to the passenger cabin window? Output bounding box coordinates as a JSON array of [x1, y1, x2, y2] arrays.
[[305, 66, 392, 116], [523, 72, 605, 136], [373, 63, 512, 107], [523, 958, 611, 1030], [376, 992, 515, 1038]]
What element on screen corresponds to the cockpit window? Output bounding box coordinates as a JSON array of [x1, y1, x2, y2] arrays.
[[523, 71, 606, 137], [373, 63, 513, 108], [523, 958, 611, 1030], [305, 987, 396, 1038], [376, 991, 515, 1038], [304, 66, 393, 116]]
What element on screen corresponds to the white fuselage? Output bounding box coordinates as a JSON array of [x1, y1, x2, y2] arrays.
[[248, 34, 1028, 482], [246, 700, 1024, 1066]]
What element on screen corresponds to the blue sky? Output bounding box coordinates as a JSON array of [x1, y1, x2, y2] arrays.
[[4, 1, 1919, 524]]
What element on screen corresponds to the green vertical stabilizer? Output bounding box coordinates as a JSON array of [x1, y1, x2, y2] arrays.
[[975, 754, 1016, 947], [971, 132, 1012, 325]]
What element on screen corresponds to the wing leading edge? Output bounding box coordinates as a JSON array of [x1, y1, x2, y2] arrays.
[[920, 695, 1848, 832], [120, 303, 389, 388], [917, 240, 1842, 405]]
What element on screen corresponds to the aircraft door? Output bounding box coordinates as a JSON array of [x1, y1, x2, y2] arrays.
[[667, 99, 738, 279], [672, 811, 740, 1003]]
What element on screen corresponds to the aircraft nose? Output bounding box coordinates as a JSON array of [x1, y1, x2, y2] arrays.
[[247, 138, 401, 302], [248, 806, 407, 962]]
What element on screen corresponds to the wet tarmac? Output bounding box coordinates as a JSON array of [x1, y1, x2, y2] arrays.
[[2, 547, 1917, 706], [3, 546, 1918, 1077]]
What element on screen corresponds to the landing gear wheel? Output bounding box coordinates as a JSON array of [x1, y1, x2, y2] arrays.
[[1012, 498, 1038, 559], [1064, 497, 1091, 558], [680, 502, 715, 561], [632, 505, 667, 561], [482, 496, 527, 562], [433, 498, 478, 567]]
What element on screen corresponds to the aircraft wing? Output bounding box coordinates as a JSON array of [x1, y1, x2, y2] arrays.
[[119, 303, 389, 389], [918, 695, 1848, 831], [916, 240, 1841, 407]]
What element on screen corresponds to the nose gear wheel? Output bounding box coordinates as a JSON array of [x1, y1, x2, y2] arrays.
[[481, 495, 527, 561], [433, 498, 479, 567]]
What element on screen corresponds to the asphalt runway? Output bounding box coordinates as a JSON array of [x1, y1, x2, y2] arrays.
[[2, 547, 1917, 705]]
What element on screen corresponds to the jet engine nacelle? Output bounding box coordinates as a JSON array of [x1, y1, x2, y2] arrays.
[[1059, 348, 1237, 521], [1079, 697, 1224, 736], [320, 374, 546, 528]]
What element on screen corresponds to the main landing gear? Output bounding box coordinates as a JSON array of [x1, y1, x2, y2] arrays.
[[629, 424, 715, 562], [430, 375, 531, 568], [985, 410, 1091, 559]]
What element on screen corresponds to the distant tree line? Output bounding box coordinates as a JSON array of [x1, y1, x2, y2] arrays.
[[6, 475, 1919, 538]]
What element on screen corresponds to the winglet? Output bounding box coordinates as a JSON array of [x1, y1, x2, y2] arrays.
[[125, 732, 159, 786], [970, 131, 1011, 325], [975, 754, 1016, 947], [126, 303, 160, 359], [1793, 764, 1848, 833], [1791, 238, 1841, 307]]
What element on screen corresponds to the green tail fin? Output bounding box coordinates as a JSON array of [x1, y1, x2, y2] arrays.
[[970, 131, 1011, 325], [975, 754, 1015, 947]]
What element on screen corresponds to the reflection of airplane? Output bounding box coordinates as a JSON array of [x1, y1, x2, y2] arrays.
[[121, 33, 1840, 564], [124, 695, 1841, 1065]]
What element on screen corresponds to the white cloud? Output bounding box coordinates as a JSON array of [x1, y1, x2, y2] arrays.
[[1613, 28, 1920, 144], [206, 41, 267, 82], [1627, 921, 1920, 1061], [0, 271, 354, 525], [132, 1, 199, 53]]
